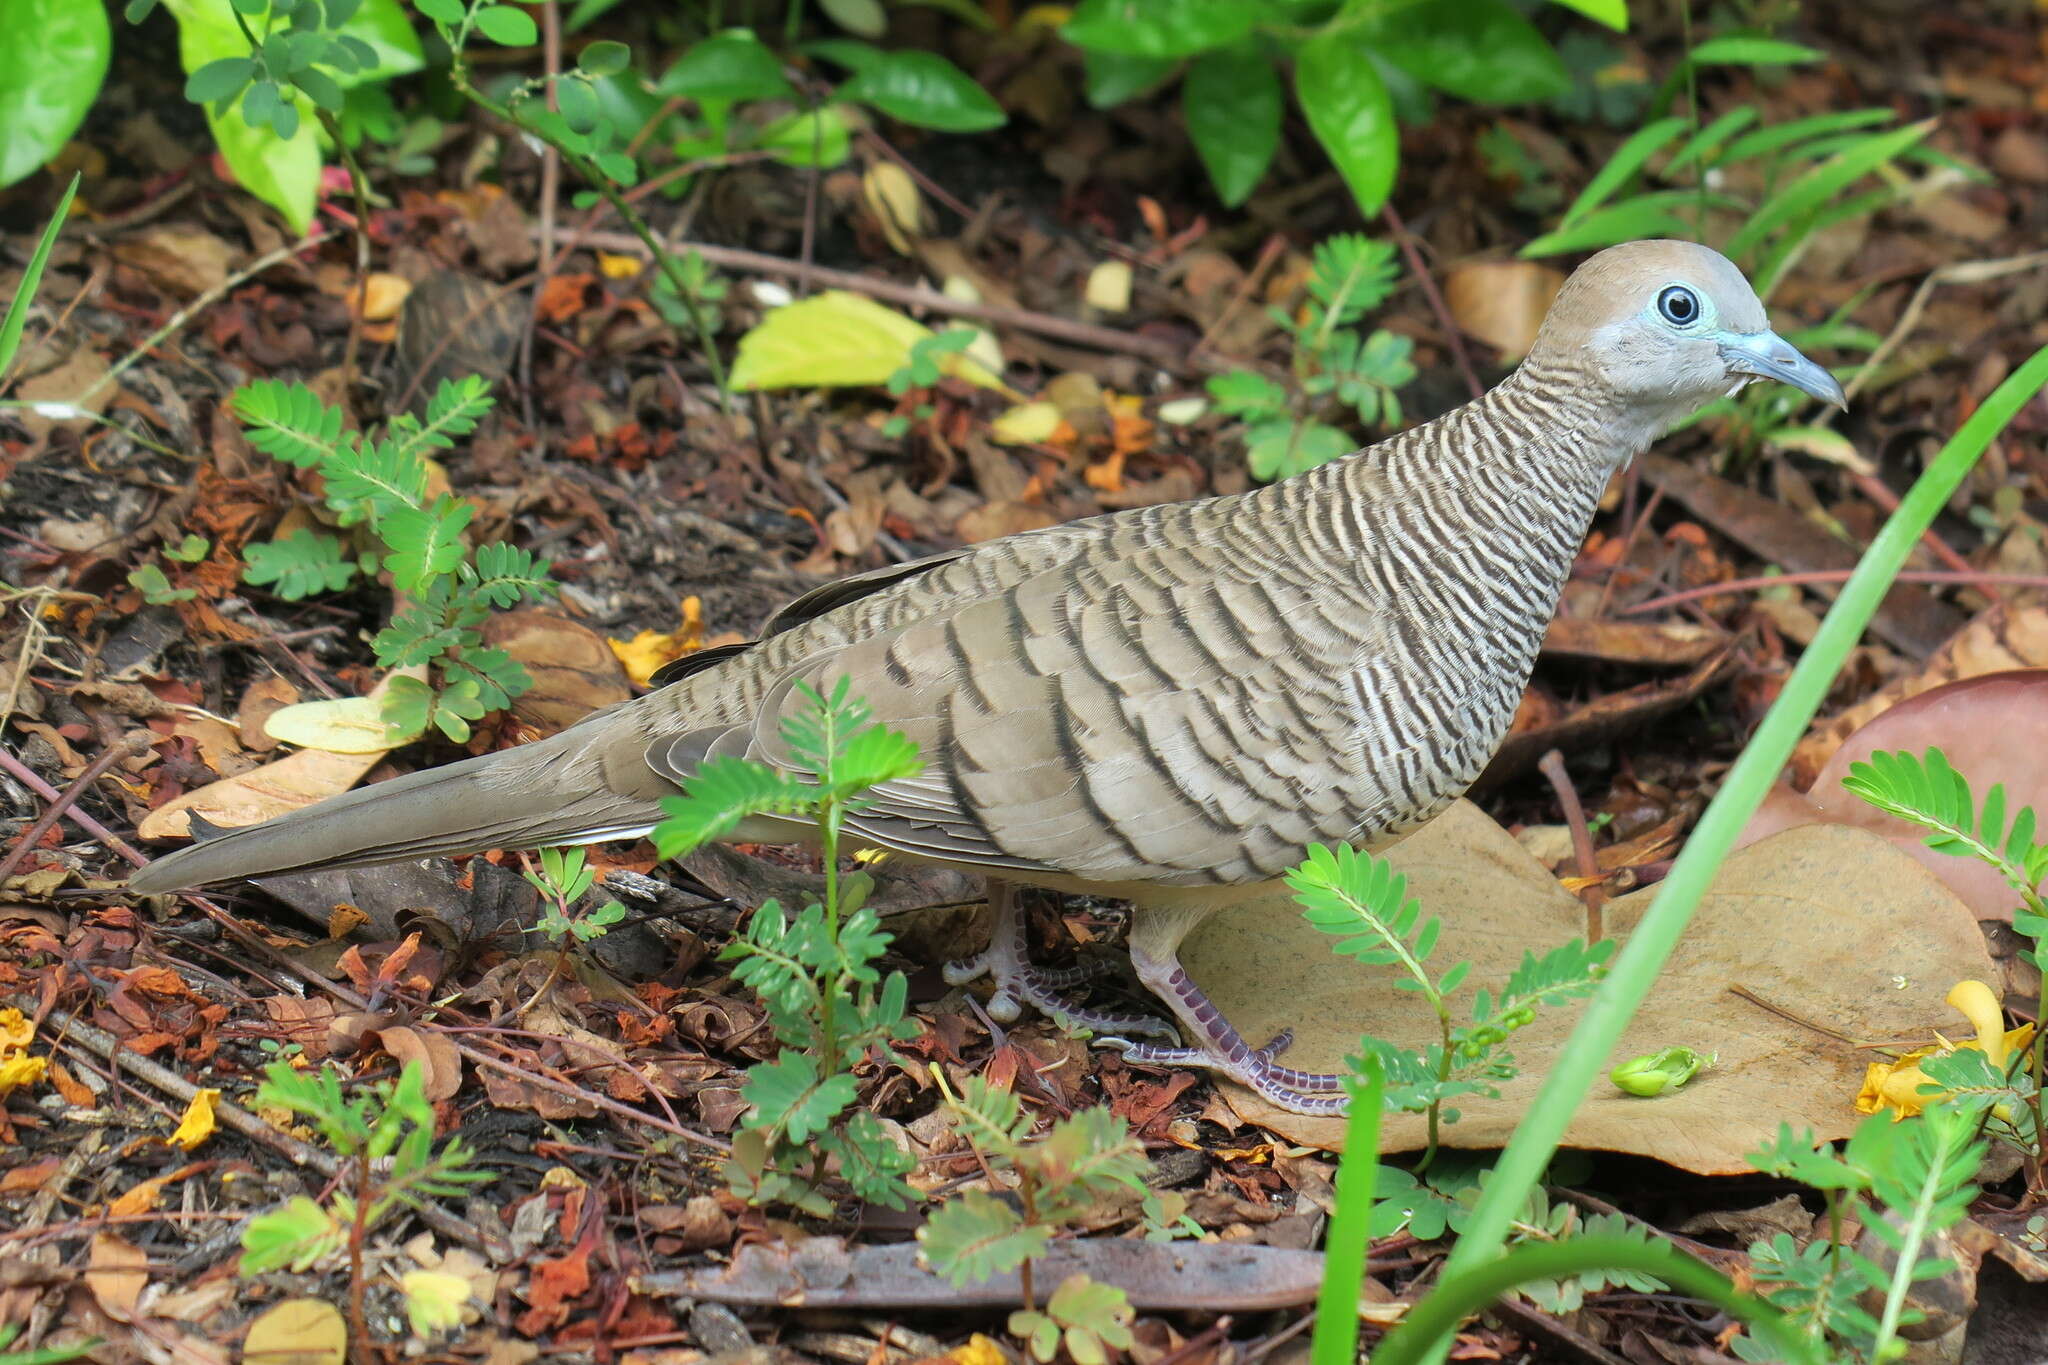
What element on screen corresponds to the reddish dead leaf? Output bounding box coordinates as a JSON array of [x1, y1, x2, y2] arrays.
[[2, 1157, 60, 1192], [520, 1241, 594, 1333], [536, 274, 601, 324]]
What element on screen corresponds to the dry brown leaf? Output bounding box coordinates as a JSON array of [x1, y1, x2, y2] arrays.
[[138, 670, 422, 840], [1743, 670, 2048, 919], [375, 1025, 464, 1101], [1187, 800, 1996, 1173], [1541, 616, 1724, 667], [481, 610, 632, 736], [1794, 600, 2048, 783], [1444, 259, 1564, 357], [111, 225, 236, 297], [237, 676, 300, 752], [138, 745, 385, 840], [85, 1232, 148, 1320]]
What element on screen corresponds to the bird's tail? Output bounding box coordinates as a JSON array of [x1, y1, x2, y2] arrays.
[[125, 741, 658, 893]]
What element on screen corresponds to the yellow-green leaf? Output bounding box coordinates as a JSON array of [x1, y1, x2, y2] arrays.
[[1547, 0, 1627, 30], [243, 1298, 347, 1365], [400, 1268, 474, 1336], [264, 696, 419, 753], [729, 291, 1005, 392]]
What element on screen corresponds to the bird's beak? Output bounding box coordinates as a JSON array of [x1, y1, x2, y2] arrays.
[[1717, 330, 1847, 408]]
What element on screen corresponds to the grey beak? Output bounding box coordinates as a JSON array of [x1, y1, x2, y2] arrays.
[[1718, 330, 1847, 408]]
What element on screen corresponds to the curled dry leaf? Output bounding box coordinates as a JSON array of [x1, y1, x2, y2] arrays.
[[1742, 670, 2048, 919], [1187, 800, 1996, 1174]]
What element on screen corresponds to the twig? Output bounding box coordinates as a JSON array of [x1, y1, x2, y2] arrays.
[[1842, 249, 2048, 405], [559, 230, 1204, 372], [1620, 568, 2048, 616], [0, 735, 147, 884], [517, 0, 565, 424], [1198, 232, 1288, 353], [1381, 203, 1482, 402], [1848, 471, 1975, 576], [1487, 1293, 1633, 1365], [0, 742, 148, 869], [1538, 749, 1605, 942], [313, 109, 374, 386], [1726, 983, 1874, 1050]]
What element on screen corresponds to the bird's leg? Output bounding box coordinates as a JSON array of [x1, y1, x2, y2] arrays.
[[943, 881, 1178, 1040], [1103, 903, 1349, 1116]]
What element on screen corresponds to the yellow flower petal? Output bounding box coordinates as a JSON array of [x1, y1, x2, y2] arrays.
[[1946, 980, 2009, 1068], [0, 1052, 48, 1098], [170, 1088, 220, 1151]]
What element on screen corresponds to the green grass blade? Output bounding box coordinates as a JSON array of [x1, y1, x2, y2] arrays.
[[1724, 120, 1931, 261], [1308, 1058, 1384, 1365], [1555, 118, 1688, 227], [0, 173, 81, 387], [1422, 342, 2048, 1362], [1371, 1235, 1826, 1365]]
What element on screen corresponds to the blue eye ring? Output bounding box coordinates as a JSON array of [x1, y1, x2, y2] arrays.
[[1658, 284, 1701, 326]]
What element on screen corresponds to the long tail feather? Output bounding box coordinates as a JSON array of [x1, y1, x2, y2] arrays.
[[125, 745, 658, 893]]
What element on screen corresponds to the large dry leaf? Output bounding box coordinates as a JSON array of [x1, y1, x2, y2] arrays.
[[1743, 670, 2048, 920], [1184, 801, 1996, 1174]]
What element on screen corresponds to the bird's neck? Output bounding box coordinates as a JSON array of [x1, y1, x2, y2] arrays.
[[1334, 358, 1640, 542]]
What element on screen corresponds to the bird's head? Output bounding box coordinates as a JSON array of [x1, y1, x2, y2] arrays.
[[1530, 239, 1845, 438]]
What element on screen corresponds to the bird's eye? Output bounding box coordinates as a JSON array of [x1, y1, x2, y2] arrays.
[[1657, 285, 1701, 326]]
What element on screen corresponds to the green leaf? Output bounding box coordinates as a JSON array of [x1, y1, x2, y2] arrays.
[[1369, 0, 1569, 105], [1245, 418, 1350, 481], [753, 104, 853, 168], [1686, 35, 1825, 67], [658, 28, 794, 102], [0, 0, 110, 189], [186, 55, 255, 104], [1183, 46, 1278, 206], [654, 756, 814, 858], [837, 50, 1005, 133], [240, 1195, 346, 1274], [1544, 0, 1626, 29], [0, 171, 78, 383], [1519, 189, 1699, 258], [578, 38, 630, 75], [820, 0, 885, 37], [742, 1051, 857, 1142], [1061, 0, 1256, 60], [473, 4, 537, 45], [414, 0, 461, 21], [242, 528, 359, 599], [379, 498, 472, 593], [1206, 370, 1288, 419], [1552, 115, 1688, 225], [1082, 49, 1178, 107], [1293, 34, 1397, 217], [1724, 120, 1932, 261], [919, 1190, 1050, 1285], [128, 564, 196, 604]]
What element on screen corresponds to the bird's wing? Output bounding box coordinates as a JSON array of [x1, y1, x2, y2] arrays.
[[651, 498, 1401, 887]]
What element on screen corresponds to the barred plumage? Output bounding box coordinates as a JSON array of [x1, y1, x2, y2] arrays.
[[128, 241, 1846, 1113]]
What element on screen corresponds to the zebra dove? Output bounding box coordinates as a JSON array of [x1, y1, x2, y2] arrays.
[[127, 241, 1844, 1112]]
